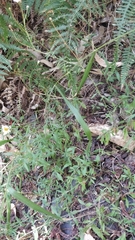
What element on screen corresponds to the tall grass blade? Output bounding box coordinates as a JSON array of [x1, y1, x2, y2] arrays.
[[56, 86, 91, 142], [7, 187, 62, 220], [77, 51, 96, 95]]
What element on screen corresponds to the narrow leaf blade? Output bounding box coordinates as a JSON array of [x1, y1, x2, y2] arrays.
[[77, 51, 96, 94], [56, 86, 91, 141], [7, 187, 62, 220], [0, 139, 13, 146]]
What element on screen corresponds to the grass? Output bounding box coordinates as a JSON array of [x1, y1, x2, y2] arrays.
[[1, 0, 135, 239]]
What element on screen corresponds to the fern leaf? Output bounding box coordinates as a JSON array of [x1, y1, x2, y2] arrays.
[[0, 54, 11, 80], [0, 54, 11, 67], [22, 0, 35, 10], [0, 43, 22, 51], [121, 47, 135, 87], [115, 0, 135, 35]]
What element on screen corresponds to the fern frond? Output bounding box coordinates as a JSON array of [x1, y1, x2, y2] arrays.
[[0, 54, 11, 80], [115, 0, 135, 35], [22, 0, 35, 10], [0, 14, 11, 42], [0, 43, 22, 51], [0, 55, 11, 67], [46, 24, 70, 33], [121, 47, 135, 87], [34, 0, 47, 14], [114, 0, 135, 88], [43, 0, 105, 57]]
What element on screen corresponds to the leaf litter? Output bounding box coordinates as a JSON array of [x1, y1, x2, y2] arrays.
[[1, 1, 135, 240]]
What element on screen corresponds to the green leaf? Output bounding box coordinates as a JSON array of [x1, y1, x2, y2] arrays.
[[117, 232, 126, 240], [56, 86, 91, 142], [56, 172, 63, 181], [92, 225, 105, 240], [0, 139, 13, 146], [77, 51, 96, 94], [7, 187, 62, 220], [129, 193, 135, 198]]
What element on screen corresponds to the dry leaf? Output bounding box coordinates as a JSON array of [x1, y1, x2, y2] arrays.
[[0, 100, 9, 113], [92, 26, 105, 44], [26, 48, 53, 67], [84, 233, 95, 240], [89, 123, 135, 151], [95, 53, 123, 68], [39, 59, 53, 68], [42, 66, 60, 75], [11, 203, 16, 216], [0, 79, 5, 90], [0, 134, 7, 152], [78, 39, 86, 54], [91, 68, 103, 75], [77, 34, 91, 55], [27, 49, 43, 60], [0, 132, 18, 154]]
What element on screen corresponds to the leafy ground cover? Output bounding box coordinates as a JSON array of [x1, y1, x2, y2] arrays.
[[0, 0, 135, 239]]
